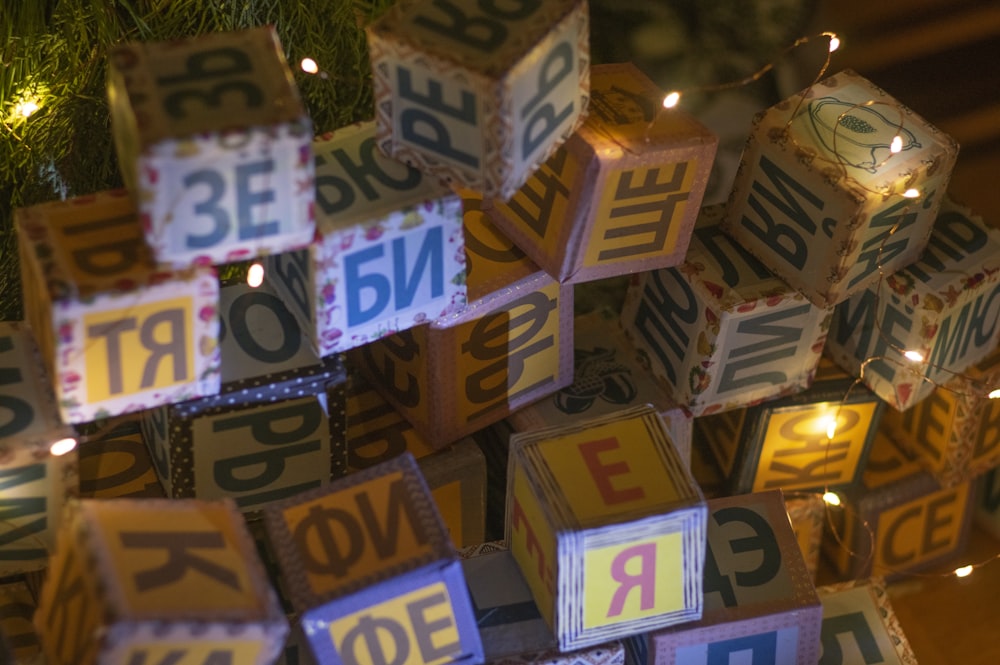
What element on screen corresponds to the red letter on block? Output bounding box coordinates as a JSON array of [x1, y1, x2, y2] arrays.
[[579, 437, 644, 505], [607, 542, 656, 617]]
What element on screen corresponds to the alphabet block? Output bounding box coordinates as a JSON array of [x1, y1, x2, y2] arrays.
[[107, 26, 314, 268], [723, 68, 958, 307], [367, 0, 589, 199], [33, 498, 288, 665], [262, 452, 484, 665], [975, 467, 1000, 540], [505, 405, 706, 651], [0, 576, 42, 664], [815, 578, 916, 665], [486, 62, 717, 283], [77, 416, 166, 499], [784, 493, 825, 582], [461, 189, 539, 302], [15, 189, 221, 424], [621, 204, 833, 416], [266, 121, 467, 356], [827, 197, 1000, 410]]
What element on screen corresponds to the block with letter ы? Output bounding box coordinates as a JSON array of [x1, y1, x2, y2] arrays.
[[15, 189, 221, 424], [107, 26, 314, 268], [32, 498, 288, 665], [77, 415, 166, 499], [974, 467, 1000, 540], [0, 575, 43, 664], [505, 405, 706, 651], [621, 203, 833, 417], [784, 493, 825, 582], [828, 196, 1000, 411], [815, 578, 917, 665], [485, 62, 717, 284], [265, 121, 467, 357], [723, 68, 958, 308], [262, 452, 484, 665]]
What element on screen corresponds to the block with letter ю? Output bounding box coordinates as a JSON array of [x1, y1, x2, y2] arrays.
[[722, 68, 958, 307], [485, 62, 717, 284], [262, 452, 484, 665], [0, 575, 42, 664], [505, 405, 706, 651], [815, 578, 916, 665], [107, 26, 314, 268], [33, 498, 288, 665], [77, 416, 166, 499], [784, 493, 825, 582], [15, 189, 221, 424], [827, 196, 1000, 411]]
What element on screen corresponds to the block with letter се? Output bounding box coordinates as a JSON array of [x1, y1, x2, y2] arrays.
[[815, 577, 917, 665], [367, 0, 589, 199], [16, 189, 221, 424], [506, 405, 706, 652], [77, 415, 166, 499], [107, 26, 315, 268]]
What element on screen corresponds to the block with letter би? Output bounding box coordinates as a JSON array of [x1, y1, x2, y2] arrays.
[[107, 26, 314, 268], [828, 196, 1000, 411], [486, 62, 717, 284], [77, 415, 166, 499], [16, 189, 221, 424], [266, 120, 467, 356], [367, 0, 589, 199], [33, 498, 288, 665], [621, 204, 833, 417], [262, 452, 484, 665], [815, 577, 917, 665], [723, 68, 958, 307], [505, 405, 706, 651], [0, 574, 43, 664]]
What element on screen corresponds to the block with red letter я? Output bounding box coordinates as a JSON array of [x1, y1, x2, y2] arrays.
[[505, 405, 706, 651]]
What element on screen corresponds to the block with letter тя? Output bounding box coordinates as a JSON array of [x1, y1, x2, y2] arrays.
[[815, 577, 916, 665], [722, 68, 958, 307], [106, 26, 314, 268], [15, 189, 221, 424], [367, 0, 589, 199], [505, 405, 706, 652], [262, 452, 483, 665], [32, 498, 288, 665]]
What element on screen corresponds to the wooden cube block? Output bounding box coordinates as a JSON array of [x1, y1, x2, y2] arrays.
[[486, 62, 717, 283], [784, 493, 825, 582], [975, 467, 1000, 540], [723, 68, 958, 307], [262, 453, 483, 665], [828, 197, 1000, 411], [78, 416, 165, 499], [462, 190, 539, 302], [16, 189, 220, 424], [505, 406, 706, 651], [367, 0, 589, 199], [621, 204, 832, 416], [0, 576, 42, 664], [266, 120, 467, 356], [816, 578, 917, 665], [33, 498, 288, 665], [107, 26, 314, 268]]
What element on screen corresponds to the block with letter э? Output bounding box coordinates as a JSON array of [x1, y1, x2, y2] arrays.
[[827, 196, 1000, 411], [262, 452, 484, 665], [367, 0, 589, 199], [266, 120, 467, 357], [15, 189, 221, 424], [0, 575, 43, 664], [505, 405, 706, 651], [107, 26, 314, 268], [815, 577, 916, 665], [621, 203, 833, 417], [33, 498, 288, 665], [485, 62, 717, 284], [723, 69, 958, 308], [77, 415, 166, 499], [784, 492, 825, 582]]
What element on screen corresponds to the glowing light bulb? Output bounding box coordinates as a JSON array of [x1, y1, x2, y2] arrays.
[[903, 350, 924, 362], [902, 188, 920, 199], [828, 35, 841, 53], [663, 91, 681, 109], [300, 57, 319, 74], [14, 99, 40, 118], [988, 388, 1000, 399], [817, 414, 837, 440], [954, 564, 973, 578], [890, 135, 903, 153], [822, 491, 842, 507], [247, 263, 265, 288], [50, 437, 77, 456]]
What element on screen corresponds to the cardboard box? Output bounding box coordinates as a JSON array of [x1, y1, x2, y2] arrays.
[[107, 26, 314, 267], [367, 0, 589, 199], [77, 416, 166, 499], [784, 493, 825, 582], [815, 578, 917, 665], [723, 69, 958, 307], [0, 576, 43, 665]]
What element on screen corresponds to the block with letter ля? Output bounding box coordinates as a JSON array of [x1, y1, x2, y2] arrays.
[[367, 0, 589, 199], [106, 26, 315, 268], [505, 405, 706, 652], [723, 68, 959, 308], [815, 577, 917, 665], [77, 415, 166, 499]]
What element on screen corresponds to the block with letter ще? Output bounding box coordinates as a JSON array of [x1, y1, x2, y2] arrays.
[[815, 577, 917, 665], [32, 498, 288, 665], [107, 26, 314, 268], [505, 405, 706, 652], [722, 68, 958, 308], [367, 0, 589, 199], [485, 62, 717, 284], [15, 188, 221, 425], [77, 415, 166, 499]]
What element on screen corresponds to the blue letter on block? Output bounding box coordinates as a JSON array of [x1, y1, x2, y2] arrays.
[[707, 632, 777, 665]]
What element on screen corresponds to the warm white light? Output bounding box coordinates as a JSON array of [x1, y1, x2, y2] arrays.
[[890, 135, 903, 153], [663, 91, 681, 109], [903, 349, 925, 362], [822, 491, 842, 507], [954, 564, 974, 578], [902, 188, 920, 199], [50, 437, 77, 456], [817, 414, 838, 440], [247, 263, 265, 288], [300, 57, 319, 74], [14, 99, 40, 118], [828, 35, 841, 53], [988, 388, 1000, 399]]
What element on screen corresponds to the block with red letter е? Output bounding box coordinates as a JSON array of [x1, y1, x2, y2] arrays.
[[815, 578, 917, 665]]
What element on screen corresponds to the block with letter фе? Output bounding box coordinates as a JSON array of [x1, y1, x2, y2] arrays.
[[506, 405, 706, 651], [815, 577, 917, 665]]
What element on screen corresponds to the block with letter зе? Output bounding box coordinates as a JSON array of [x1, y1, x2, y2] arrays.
[[366, 0, 589, 199], [15, 188, 221, 424], [722, 68, 958, 308], [107, 26, 314, 268], [266, 120, 467, 357], [262, 452, 484, 665], [815, 577, 917, 665], [505, 405, 706, 652], [485, 62, 717, 284], [33, 498, 288, 665], [77, 415, 166, 499], [621, 203, 833, 416]]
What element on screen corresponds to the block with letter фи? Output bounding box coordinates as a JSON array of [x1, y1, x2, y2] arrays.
[[815, 577, 917, 665]]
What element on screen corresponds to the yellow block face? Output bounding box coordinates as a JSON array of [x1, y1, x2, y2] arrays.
[[461, 193, 536, 301], [431, 480, 464, 549], [898, 388, 959, 474], [509, 465, 556, 627], [862, 432, 922, 490], [77, 426, 163, 498], [360, 326, 431, 430], [120, 641, 262, 665], [874, 483, 970, 573], [345, 380, 436, 472]]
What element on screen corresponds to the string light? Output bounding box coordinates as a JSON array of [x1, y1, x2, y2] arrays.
[[988, 388, 1000, 399], [954, 564, 974, 578], [14, 99, 40, 118], [828, 35, 841, 53], [902, 188, 921, 198], [903, 350, 925, 363], [822, 491, 842, 507], [300, 57, 319, 74], [890, 135, 904, 153], [49, 437, 77, 456], [662, 91, 681, 109], [247, 262, 265, 288]]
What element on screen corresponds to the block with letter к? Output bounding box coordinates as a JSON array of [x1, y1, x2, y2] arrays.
[[815, 577, 917, 665]]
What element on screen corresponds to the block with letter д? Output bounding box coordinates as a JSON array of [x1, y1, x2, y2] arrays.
[[816, 577, 917, 665], [505, 405, 706, 652]]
